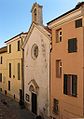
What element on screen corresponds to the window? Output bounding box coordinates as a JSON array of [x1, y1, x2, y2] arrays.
[[26, 94, 30, 102], [53, 98, 59, 114], [9, 44, 11, 53], [56, 60, 62, 78], [75, 19, 82, 28], [56, 29, 62, 43], [31, 44, 39, 60], [0, 56, 2, 64], [68, 38, 77, 53], [17, 63, 20, 80], [9, 63, 11, 78], [0, 73, 2, 82], [8, 81, 10, 91], [17, 40, 20, 51], [64, 74, 77, 97]]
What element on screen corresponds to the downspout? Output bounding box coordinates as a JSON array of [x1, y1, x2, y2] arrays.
[[83, 21, 84, 116], [49, 36, 52, 117], [20, 36, 24, 105], [22, 48, 24, 103], [82, 6, 84, 116]]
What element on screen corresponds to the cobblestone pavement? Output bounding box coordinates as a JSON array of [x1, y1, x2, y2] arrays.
[[0, 93, 35, 119]]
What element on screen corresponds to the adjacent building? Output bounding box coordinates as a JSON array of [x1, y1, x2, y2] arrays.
[[23, 3, 51, 117], [48, 2, 84, 119], [0, 46, 7, 93], [4, 32, 27, 101]]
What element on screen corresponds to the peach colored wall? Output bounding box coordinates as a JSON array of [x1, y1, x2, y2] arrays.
[[51, 19, 84, 119]]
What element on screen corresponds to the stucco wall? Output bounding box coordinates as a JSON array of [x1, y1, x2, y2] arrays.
[[50, 16, 84, 119], [24, 26, 50, 116]]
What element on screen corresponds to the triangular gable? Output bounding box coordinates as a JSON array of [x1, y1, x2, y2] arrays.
[[22, 22, 51, 49]]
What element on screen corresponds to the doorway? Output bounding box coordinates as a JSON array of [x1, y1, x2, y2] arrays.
[[31, 92, 37, 114]]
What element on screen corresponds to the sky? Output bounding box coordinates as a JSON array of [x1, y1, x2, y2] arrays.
[[0, 0, 83, 47]]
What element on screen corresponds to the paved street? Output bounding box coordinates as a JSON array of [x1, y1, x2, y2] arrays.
[[0, 93, 35, 119]]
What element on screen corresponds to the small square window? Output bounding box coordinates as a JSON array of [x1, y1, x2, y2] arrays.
[[75, 19, 82, 28]]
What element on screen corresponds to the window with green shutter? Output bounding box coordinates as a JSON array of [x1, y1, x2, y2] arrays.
[[72, 75, 77, 97], [68, 38, 77, 53], [64, 74, 77, 97], [64, 74, 67, 95]]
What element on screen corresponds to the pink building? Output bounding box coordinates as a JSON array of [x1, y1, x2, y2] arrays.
[[48, 2, 84, 119]]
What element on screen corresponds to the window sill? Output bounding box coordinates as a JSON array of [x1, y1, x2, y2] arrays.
[[64, 94, 77, 98]]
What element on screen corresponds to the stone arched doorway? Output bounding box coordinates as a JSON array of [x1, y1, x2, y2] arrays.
[[28, 79, 39, 114]]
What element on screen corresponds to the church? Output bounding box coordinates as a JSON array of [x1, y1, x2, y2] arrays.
[[23, 3, 51, 117]]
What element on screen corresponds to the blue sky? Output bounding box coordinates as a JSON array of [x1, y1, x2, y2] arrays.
[[0, 0, 82, 47]]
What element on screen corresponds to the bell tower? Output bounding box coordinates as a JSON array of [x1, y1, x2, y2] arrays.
[[31, 2, 43, 25]]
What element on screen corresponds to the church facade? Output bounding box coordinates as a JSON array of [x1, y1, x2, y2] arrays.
[[23, 3, 51, 117]]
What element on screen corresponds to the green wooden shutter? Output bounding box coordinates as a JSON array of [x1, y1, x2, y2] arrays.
[[68, 38, 77, 53], [72, 75, 77, 97], [64, 74, 67, 95]]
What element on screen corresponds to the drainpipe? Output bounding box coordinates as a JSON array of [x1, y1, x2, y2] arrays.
[[82, 6, 84, 116], [81, 4, 84, 114], [22, 48, 24, 104], [19, 36, 24, 106], [48, 36, 52, 117]]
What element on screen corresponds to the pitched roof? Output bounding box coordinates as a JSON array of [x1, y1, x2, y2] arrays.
[[47, 2, 84, 25], [5, 32, 27, 43], [0, 46, 7, 54], [22, 22, 51, 49]]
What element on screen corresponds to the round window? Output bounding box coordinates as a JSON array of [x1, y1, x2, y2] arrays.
[[31, 44, 39, 59]]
